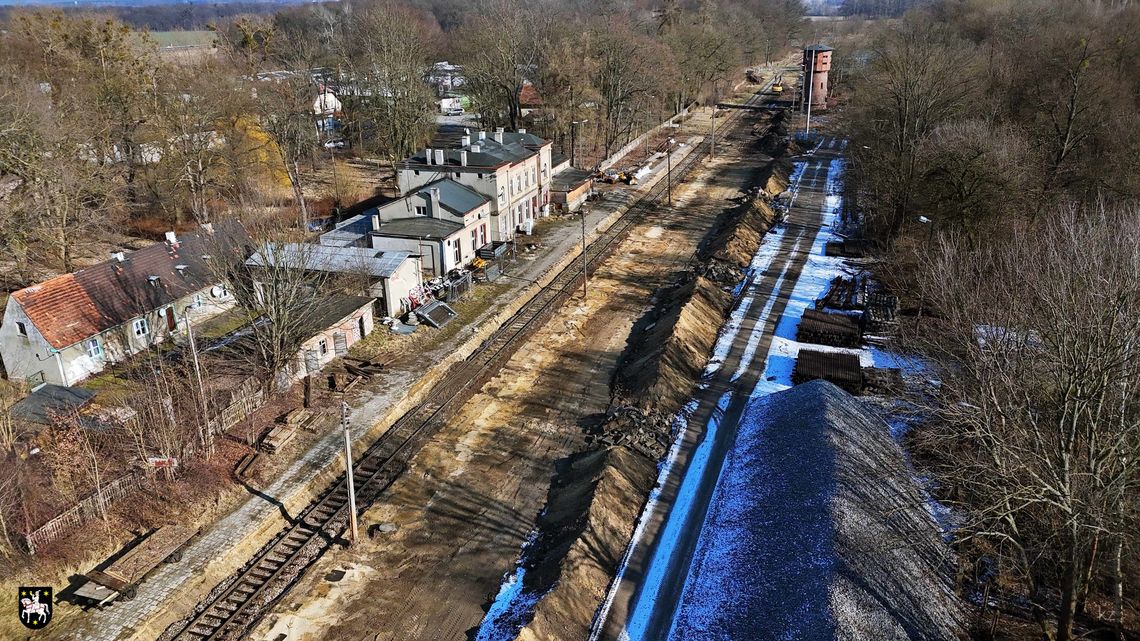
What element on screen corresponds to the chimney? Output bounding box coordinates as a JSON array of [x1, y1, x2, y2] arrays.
[[429, 188, 441, 218], [434, 149, 445, 166], [201, 222, 215, 234], [371, 214, 380, 231], [471, 144, 482, 153], [165, 231, 178, 244], [518, 128, 526, 134], [111, 251, 126, 262], [460, 150, 468, 167], [424, 148, 433, 165], [461, 135, 471, 147], [493, 130, 503, 144], [478, 131, 487, 141]]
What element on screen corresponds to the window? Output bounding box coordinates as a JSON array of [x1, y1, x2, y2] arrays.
[[133, 318, 150, 337], [454, 172, 461, 179], [415, 205, 427, 217], [191, 293, 204, 309], [453, 238, 462, 263], [15, 321, 27, 337], [498, 187, 506, 203], [478, 173, 485, 179], [480, 224, 487, 245], [414, 170, 421, 176], [318, 338, 328, 356], [471, 228, 479, 248], [87, 339, 104, 360]]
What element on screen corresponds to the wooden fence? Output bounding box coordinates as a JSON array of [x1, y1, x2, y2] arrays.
[[25, 472, 144, 554], [25, 377, 268, 554]]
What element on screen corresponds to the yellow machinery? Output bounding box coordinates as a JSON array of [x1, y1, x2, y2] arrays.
[[772, 74, 784, 93]]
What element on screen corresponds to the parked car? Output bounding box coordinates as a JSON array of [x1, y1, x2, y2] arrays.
[[323, 139, 346, 149], [445, 107, 465, 116]]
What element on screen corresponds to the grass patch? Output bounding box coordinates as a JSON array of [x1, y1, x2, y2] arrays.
[[351, 281, 513, 362]]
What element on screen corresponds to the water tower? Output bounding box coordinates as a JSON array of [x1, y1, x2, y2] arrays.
[[802, 44, 833, 110]]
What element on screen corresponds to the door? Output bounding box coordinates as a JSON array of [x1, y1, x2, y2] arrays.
[[165, 307, 176, 332]]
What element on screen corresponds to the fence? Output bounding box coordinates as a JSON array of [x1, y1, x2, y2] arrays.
[[25, 377, 267, 553], [207, 377, 266, 436], [597, 103, 696, 172], [25, 472, 144, 554]]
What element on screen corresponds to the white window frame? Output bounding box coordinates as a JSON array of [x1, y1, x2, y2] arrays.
[[16, 321, 28, 337], [133, 318, 150, 337], [87, 338, 104, 360], [318, 338, 328, 355]]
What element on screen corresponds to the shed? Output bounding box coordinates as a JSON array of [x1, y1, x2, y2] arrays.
[[550, 168, 594, 213]]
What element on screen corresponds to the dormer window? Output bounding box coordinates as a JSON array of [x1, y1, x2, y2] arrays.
[[415, 205, 427, 217], [175, 264, 189, 276], [147, 275, 161, 287]]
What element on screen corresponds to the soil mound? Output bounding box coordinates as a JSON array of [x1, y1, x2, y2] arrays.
[[515, 447, 655, 641]]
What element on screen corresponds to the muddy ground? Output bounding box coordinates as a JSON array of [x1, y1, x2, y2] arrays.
[[250, 101, 778, 641]]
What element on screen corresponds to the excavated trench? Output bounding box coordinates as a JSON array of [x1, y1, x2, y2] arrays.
[[481, 128, 795, 641]]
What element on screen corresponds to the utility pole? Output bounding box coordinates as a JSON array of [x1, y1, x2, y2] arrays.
[[710, 107, 717, 159], [666, 138, 675, 205], [183, 309, 212, 457], [580, 209, 588, 300], [341, 400, 358, 543], [805, 49, 816, 136]]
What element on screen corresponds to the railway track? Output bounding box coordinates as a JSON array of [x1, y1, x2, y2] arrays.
[[162, 83, 772, 641]]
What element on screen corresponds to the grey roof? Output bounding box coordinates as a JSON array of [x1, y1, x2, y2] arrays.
[[552, 168, 593, 191], [245, 243, 413, 278], [402, 129, 550, 171], [805, 43, 834, 52], [372, 217, 464, 240], [304, 294, 376, 335], [10, 384, 96, 425], [408, 179, 489, 215], [671, 380, 964, 641]]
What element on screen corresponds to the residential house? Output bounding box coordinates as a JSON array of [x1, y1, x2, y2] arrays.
[[428, 61, 464, 95], [0, 223, 250, 387], [397, 128, 554, 242], [282, 294, 376, 386], [245, 243, 422, 318], [326, 179, 493, 276]]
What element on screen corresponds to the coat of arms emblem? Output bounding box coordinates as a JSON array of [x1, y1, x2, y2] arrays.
[[19, 586, 52, 629]]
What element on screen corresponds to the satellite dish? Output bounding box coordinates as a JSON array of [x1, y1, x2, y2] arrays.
[[157, 308, 167, 318], [211, 286, 224, 298]]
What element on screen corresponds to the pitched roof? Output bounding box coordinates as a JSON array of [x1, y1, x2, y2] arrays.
[[246, 243, 413, 279], [304, 294, 376, 336], [10, 222, 250, 349], [408, 179, 490, 215], [401, 129, 550, 171]]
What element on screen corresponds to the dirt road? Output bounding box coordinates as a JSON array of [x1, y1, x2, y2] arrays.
[[250, 112, 776, 641], [592, 139, 845, 641]]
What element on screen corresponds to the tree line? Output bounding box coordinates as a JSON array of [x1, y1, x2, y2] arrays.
[[0, 0, 802, 285], [843, 2, 1140, 640]]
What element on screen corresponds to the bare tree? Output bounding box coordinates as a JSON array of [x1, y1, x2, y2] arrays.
[[454, 0, 551, 130], [904, 204, 1140, 641], [340, 1, 438, 165]]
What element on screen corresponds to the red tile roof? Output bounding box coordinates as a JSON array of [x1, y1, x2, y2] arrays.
[[11, 222, 250, 349]]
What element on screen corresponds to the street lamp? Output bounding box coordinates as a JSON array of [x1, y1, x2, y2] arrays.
[[666, 137, 676, 205], [570, 120, 588, 168]]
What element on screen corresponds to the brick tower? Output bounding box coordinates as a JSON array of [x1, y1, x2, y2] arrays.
[[802, 44, 833, 110]]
